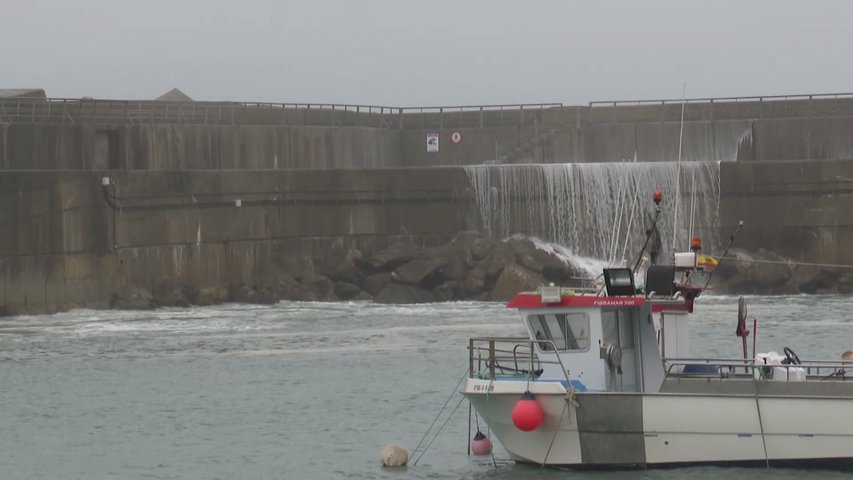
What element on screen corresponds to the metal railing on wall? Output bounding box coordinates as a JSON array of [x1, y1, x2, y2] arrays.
[[588, 91, 853, 107], [0, 97, 565, 129], [0, 97, 402, 128], [588, 91, 853, 122], [5, 91, 853, 129], [397, 103, 563, 129]]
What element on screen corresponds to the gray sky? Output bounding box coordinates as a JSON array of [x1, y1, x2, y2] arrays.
[[2, 0, 851, 106]]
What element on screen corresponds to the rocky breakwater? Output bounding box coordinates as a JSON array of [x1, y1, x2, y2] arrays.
[[712, 248, 853, 295], [110, 232, 585, 310]]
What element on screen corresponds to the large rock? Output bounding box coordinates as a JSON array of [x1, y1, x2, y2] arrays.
[[393, 256, 447, 286], [190, 286, 229, 306], [229, 283, 281, 305], [356, 243, 424, 272], [786, 265, 828, 293], [434, 233, 479, 281], [230, 284, 256, 303], [276, 253, 315, 281], [375, 282, 435, 304], [715, 249, 799, 294], [461, 267, 487, 295], [351, 290, 374, 301], [153, 277, 191, 307], [507, 236, 575, 283], [507, 237, 543, 272], [488, 264, 545, 302], [470, 236, 498, 261], [268, 275, 315, 301], [317, 248, 363, 283], [362, 272, 394, 297], [445, 230, 485, 251], [251, 287, 280, 305], [334, 281, 363, 300], [438, 253, 472, 282], [433, 281, 460, 302], [477, 242, 516, 280], [110, 285, 154, 310], [303, 273, 337, 301], [837, 272, 853, 294], [724, 249, 794, 294], [747, 249, 794, 286]]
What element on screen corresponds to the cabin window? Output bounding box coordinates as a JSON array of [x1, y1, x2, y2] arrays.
[[529, 313, 590, 352], [602, 309, 635, 349]]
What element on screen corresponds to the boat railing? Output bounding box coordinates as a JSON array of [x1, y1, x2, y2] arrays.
[[664, 357, 852, 381], [468, 336, 572, 384]]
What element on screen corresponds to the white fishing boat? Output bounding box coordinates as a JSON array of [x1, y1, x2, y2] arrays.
[[463, 193, 853, 470]]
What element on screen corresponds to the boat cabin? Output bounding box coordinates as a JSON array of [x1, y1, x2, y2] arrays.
[[502, 263, 704, 394]]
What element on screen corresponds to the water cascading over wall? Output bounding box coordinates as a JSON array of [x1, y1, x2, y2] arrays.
[[465, 162, 721, 266]]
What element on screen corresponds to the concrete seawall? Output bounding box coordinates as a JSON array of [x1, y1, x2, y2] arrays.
[[2, 160, 852, 314], [0, 168, 475, 313], [3, 94, 853, 312], [6, 95, 853, 170], [1, 124, 401, 170], [720, 160, 853, 264]]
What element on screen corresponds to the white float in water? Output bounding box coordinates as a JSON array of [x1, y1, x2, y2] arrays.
[[380, 444, 408, 467]]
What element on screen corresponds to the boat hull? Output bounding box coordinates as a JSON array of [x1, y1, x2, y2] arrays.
[[464, 379, 853, 470]]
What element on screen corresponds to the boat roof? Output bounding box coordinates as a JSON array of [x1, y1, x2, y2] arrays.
[[507, 290, 694, 313]]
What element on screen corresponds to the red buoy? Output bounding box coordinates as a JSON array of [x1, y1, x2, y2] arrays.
[[511, 391, 543, 432], [470, 431, 492, 455]]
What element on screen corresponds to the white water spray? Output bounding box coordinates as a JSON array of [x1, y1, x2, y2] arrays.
[[465, 162, 721, 264]]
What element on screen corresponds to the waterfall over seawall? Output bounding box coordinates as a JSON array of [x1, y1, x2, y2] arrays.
[[465, 162, 721, 266]]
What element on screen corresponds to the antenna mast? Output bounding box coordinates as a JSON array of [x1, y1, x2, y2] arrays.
[[671, 83, 686, 250]]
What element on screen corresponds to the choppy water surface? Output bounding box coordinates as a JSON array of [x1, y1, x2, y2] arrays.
[[1, 296, 852, 479]]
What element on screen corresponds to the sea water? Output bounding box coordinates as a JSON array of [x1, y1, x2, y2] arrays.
[[1, 296, 852, 479]]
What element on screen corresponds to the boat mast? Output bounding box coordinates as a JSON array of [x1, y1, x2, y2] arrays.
[[671, 83, 686, 250]]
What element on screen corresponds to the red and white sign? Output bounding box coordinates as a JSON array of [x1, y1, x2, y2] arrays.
[[450, 131, 463, 144]]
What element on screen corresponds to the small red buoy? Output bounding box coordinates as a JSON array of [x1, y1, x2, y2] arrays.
[[470, 431, 492, 455], [511, 391, 543, 432]]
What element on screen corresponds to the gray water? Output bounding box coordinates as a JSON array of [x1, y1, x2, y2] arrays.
[[1, 296, 852, 480]]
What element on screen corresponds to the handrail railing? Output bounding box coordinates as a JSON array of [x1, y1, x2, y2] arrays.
[[468, 336, 573, 385], [589, 91, 853, 108], [399, 103, 563, 112], [0, 97, 404, 127], [0, 97, 564, 128], [664, 357, 852, 379], [6, 92, 853, 127]]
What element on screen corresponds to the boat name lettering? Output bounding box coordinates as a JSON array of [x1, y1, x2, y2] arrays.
[[592, 299, 639, 306], [472, 383, 495, 392]]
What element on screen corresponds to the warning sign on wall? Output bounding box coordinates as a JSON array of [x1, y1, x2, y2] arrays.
[[450, 131, 463, 144], [426, 132, 439, 152]]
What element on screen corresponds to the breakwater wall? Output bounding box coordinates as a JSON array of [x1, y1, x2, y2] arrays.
[[5, 94, 853, 169], [2, 159, 852, 314]]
